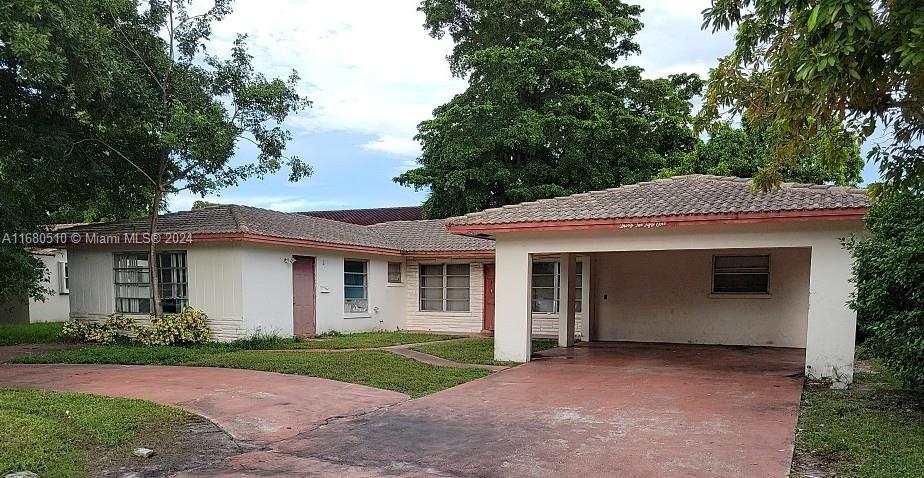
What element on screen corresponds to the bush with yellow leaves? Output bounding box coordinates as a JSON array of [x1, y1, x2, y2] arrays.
[[136, 307, 211, 346], [62, 307, 210, 346]]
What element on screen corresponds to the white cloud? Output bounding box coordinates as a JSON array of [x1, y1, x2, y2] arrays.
[[199, 0, 464, 157], [167, 192, 348, 212], [362, 135, 421, 157]]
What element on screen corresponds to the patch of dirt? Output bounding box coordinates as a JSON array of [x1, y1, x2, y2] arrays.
[[790, 450, 837, 478], [94, 415, 241, 478]]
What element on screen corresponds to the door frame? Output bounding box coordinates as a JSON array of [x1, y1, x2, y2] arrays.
[[292, 255, 317, 337], [482, 263, 496, 335]]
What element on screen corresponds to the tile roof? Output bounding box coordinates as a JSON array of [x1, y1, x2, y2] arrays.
[[370, 220, 495, 253], [299, 206, 423, 225], [62, 205, 493, 253], [447, 175, 869, 226]]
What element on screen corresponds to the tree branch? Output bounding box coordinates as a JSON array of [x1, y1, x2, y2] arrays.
[[67, 139, 158, 186]]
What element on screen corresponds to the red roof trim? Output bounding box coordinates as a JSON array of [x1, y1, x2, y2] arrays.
[[447, 208, 868, 235]]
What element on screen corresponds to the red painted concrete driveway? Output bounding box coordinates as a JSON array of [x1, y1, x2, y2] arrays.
[[262, 343, 805, 477], [0, 344, 805, 477]]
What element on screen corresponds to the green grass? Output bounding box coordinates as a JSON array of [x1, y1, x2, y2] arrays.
[[411, 338, 559, 365], [231, 331, 461, 350], [16, 346, 489, 398], [795, 363, 924, 477], [0, 322, 65, 346], [0, 389, 186, 477]]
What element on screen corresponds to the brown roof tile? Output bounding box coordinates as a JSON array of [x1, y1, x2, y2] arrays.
[[299, 206, 423, 225], [447, 175, 869, 226], [370, 220, 495, 253]]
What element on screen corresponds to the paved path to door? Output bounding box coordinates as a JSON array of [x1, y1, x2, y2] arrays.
[[0, 364, 408, 445], [0, 343, 805, 477]]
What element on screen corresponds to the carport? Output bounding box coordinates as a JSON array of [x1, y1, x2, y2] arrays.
[[447, 175, 868, 384]]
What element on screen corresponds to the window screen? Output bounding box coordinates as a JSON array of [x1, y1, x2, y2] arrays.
[[712, 255, 770, 294]]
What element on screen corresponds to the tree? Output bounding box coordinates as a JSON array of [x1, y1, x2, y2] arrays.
[[396, 0, 704, 218], [847, 191, 924, 387], [658, 122, 864, 185], [191, 200, 221, 209], [1, 0, 155, 302], [64, 0, 312, 315], [699, 0, 924, 192]]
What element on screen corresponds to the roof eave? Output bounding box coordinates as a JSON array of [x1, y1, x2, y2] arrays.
[[446, 208, 868, 236]]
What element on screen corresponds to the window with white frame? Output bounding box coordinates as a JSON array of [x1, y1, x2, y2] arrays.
[[58, 261, 69, 294], [419, 263, 470, 312], [531, 261, 583, 313], [712, 255, 770, 294], [114, 251, 187, 314], [387, 262, 402, 284], [344, 260, 369, 313]]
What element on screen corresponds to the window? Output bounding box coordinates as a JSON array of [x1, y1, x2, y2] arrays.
[[419, 263, 470, 312], [712, 255, 770, 294], [344, 260, 368, 313], [114, 251, 188, 314], [531, 261, 583, 314], [387, 262, 403, 284], [58, 261, 69, 294]]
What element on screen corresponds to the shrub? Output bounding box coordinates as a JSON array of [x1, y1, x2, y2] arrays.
[[63, 308, 211, 347], [61, 314, 139, 345], [847, 191, 924, 388], [137, 307, 210, 346]]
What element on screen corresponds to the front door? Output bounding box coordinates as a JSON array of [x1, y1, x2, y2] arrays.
[[292, 256, 316, 337], [483, 263, 496, 334]]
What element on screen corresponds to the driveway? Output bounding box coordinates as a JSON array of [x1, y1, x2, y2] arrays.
[[0, 364, 408, 445], [0, 343, 805, 477]]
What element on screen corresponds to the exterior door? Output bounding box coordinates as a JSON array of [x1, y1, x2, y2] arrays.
[[483, 263, 496, 334], [292, 256, 316, 337]]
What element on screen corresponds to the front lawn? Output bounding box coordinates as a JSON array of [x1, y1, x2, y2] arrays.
[[411, 338, 558, 365], [793, 362, 924, 477], [0, 389, 186, 477], [16, 346, 489, 398], [0, 322, 65, 346], [233, 331, 460, 350]]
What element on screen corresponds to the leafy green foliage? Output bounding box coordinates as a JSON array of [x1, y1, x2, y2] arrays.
[[658, 122, 863, 185], [700, 0, 924, 192], [0, 389, 186, 477], [137, 307, 210, 346], [1, 0, 155, 301], [847, 192, 924, 387], [397, 0, 704, 218], [62, 308, 210, 346]]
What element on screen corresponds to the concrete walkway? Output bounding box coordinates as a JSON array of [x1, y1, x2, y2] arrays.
[[385, 341, 510, 372]]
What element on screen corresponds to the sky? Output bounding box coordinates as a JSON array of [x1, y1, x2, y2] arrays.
[[168, 0, 881, 212]]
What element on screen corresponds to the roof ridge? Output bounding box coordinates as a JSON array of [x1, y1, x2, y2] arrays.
[[226, 204, 250, 233]]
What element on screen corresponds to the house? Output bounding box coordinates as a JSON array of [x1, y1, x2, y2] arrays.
[[61, 175, 867, 383], [447, 175, 867, 384], [0, 247, 71, 324]]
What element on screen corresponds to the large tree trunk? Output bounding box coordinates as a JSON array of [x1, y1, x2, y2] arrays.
[[148, 186, 163, 316]]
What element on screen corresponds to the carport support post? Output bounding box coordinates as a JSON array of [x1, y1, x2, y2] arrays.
[[805, 242, 857, 385], [494, 246, 533, 362], [559, 253, 577, 347]]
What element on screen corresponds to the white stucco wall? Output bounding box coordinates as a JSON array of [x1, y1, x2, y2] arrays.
[[492, 221, 862, 383], [592, 248, 810, 347], [23, 250, 71, 322], [247, 247, 405, 335], [67, 243, 407, 339]]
